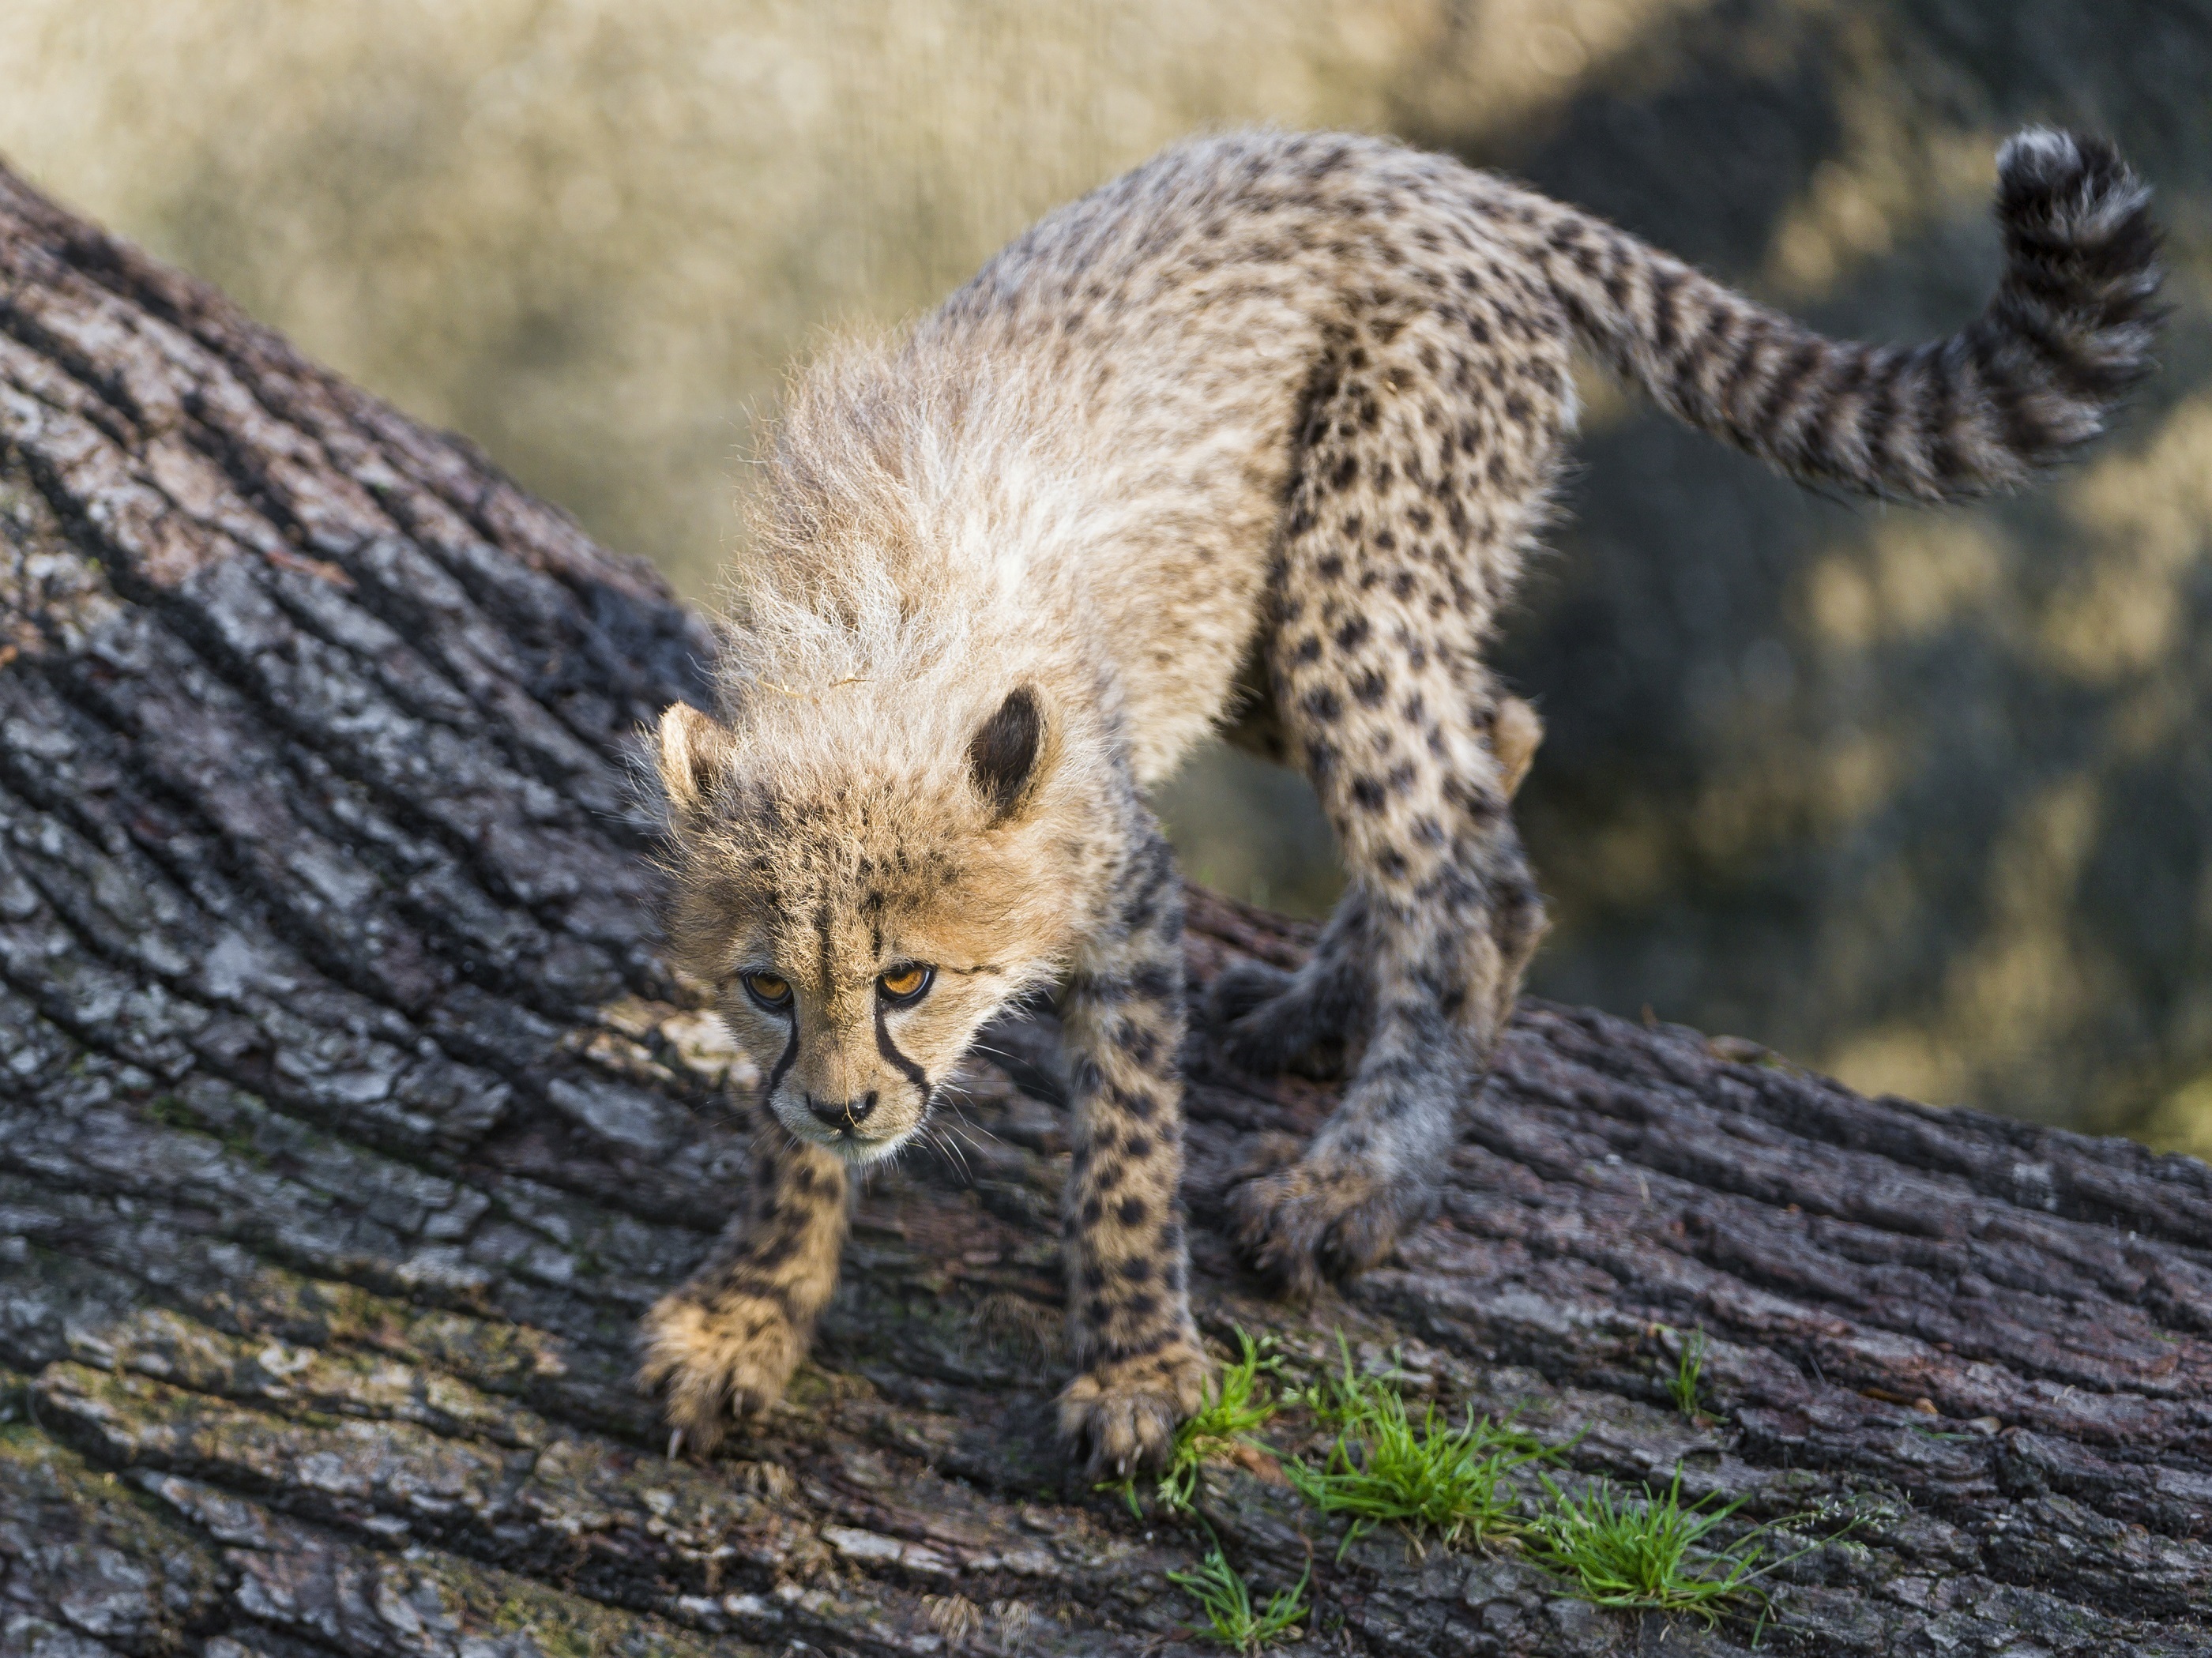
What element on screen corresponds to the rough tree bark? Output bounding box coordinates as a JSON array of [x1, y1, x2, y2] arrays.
[[0, 163, 2207, 1658]]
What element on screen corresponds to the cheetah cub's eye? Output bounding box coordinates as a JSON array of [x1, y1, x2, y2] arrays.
[[877, 964, 934, 1005], [739, 970, 792, 1011]]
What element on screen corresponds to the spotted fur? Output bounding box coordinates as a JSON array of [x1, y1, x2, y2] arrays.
[[638, 127, 2160, 1467], [638, 1118, 848, 1456]]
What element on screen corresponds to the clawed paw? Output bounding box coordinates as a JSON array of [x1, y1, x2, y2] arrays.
[[1057, 1338, 1211, 1478], [635, 1292, 806, 1458], [1226, 1152, 1428, 1299]]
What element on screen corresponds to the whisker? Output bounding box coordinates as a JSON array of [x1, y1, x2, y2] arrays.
[[927, 1121, 976, 1184], [931, 1086, 1004, 1149], [931, 1113, 979, 1182], [932, 1100, 988, 1150]]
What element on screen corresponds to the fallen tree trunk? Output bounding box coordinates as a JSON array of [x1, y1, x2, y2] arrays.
[[0, 161, 2208, 1658]]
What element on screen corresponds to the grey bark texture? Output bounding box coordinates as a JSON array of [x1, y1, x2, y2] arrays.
[[1, 159, 2209, 1658]]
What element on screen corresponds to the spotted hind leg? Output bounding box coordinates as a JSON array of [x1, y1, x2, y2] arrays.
[[1228, 677, 1548, 1291], [1206, 694, 1540, 1080], [1223, 293, 1565, 1293]]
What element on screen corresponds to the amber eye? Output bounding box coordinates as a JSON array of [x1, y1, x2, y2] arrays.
[[739, 970, 792, 1010], [877, 964, 933, 1004]]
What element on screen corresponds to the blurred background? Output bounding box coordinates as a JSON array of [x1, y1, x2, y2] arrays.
[[6, 0, 2208, 1149]]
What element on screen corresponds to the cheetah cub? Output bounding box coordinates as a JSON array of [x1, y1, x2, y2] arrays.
[[639, 129, 2159, 1472]]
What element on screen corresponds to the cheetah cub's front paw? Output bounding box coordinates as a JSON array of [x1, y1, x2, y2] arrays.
[[636, 1291, 806, 1458], [1227, 1149, 1434, 1300], [1057, 1337, 1210, 1477]]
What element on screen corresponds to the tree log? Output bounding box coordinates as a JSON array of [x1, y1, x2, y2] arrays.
[[1, 160, 2208, 1658]]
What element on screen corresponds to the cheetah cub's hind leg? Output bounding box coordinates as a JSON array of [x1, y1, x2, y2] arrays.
[[1208, 694, 1540, 1079], [1209, 886, 1370, 1079], [1223, 302, 1563, 1295]]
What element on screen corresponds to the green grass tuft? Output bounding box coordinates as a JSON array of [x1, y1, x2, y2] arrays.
[[1286, 1336, 1555, 1554], [144, 1095, 199, 1130], [1108, 1325, 1866, 1641], [1522, 1470, 1759, 1622], [1168, 1545, 1309, 1655], [1666, 1326, 1710, 1419], [1524, 1468, 1871, 1627]]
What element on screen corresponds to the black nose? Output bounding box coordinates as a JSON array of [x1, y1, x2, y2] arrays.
[[807, 1092, 878, 1130]]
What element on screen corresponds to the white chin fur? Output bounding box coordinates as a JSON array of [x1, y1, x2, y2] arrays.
[[837, 1132, 911, 1166], [776, 1110, 915, 1164]]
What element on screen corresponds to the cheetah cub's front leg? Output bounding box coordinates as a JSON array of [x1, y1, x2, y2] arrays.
[[637, 1120, 848, 1455], [1056, 827, 1209, 1474]]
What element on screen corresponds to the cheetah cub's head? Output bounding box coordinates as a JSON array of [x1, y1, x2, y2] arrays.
[[645, 684, 1080, 1164]]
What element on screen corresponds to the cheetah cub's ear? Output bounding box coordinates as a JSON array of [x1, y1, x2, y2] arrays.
[[649, 701, 732, 829], [966, 686, 1054, 823]]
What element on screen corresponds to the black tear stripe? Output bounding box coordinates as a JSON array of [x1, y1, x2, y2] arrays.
[[765, 1019, 801, 1100], [875, 1002, 931, 1106]]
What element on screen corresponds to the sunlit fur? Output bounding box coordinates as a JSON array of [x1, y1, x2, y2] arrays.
[[638, 126, 2159, 1472], [645, 455, 1115, 1158]]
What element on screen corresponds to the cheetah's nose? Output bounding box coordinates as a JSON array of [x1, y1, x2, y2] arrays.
[[808, 1092, 878, 1130]]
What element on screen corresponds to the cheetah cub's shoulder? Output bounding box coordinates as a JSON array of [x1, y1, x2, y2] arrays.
[[638, 127, 2161, 1471]]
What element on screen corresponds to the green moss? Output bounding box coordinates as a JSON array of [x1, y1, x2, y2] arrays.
[[452, 1561, 725, 1657], [145, 1094, 201, 1129], [491, 1594, 596, 1658]]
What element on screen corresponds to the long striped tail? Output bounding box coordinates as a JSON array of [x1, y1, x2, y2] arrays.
[[1525, 130, 2163, 502]]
